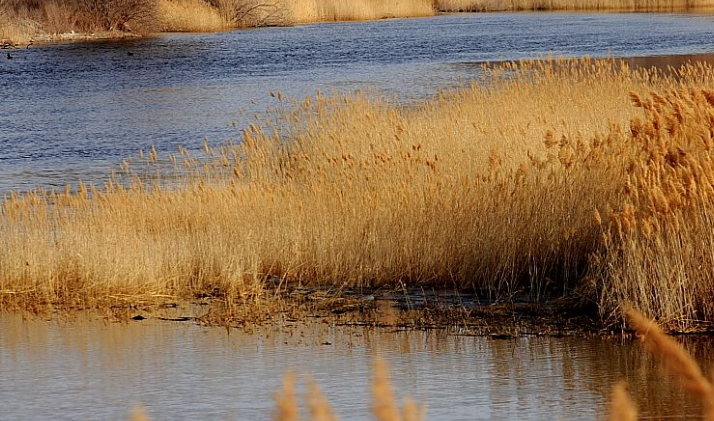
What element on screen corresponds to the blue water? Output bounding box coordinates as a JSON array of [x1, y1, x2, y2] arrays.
[[2, 12, 714, 192]]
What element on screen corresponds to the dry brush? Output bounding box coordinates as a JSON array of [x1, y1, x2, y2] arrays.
[[4, 58, 714, 329]]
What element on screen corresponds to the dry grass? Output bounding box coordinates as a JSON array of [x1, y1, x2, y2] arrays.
[[0, 0, 436, 43], [159, 0, 226, 32], [284, 0, 435, 24], [0, 0, 159, 44], [435, 0, 714, 11], [5, 58, 714, 329], [5, 0, 714, 44]]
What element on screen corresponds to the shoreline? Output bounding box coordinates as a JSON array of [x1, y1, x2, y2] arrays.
[[7, 284, 711, 336], [3, 8, 714, 48]]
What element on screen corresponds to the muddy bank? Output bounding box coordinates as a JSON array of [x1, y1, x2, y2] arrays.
[[10, 285, 608, 337]]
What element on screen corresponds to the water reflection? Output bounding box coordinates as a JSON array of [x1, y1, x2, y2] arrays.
[[1, 313, 711, 420]]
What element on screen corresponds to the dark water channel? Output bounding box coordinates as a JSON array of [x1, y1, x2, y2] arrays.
[[1, 313, 712, 420], [3, 13, 714, 192]]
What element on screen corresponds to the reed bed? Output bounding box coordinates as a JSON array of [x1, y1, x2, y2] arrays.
[[5, 0, 714, 44], [0, 0, 436, 43], [609, 309, 714, 420], [127, 310, 709, 420], [436, 0, 714, 11], [158, 0, 226, 32], [284, 0, 434, 24], [5, 58, 714, 329]]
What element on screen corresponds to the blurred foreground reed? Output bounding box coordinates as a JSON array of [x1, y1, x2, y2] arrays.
[[127, 310, 712, 420]]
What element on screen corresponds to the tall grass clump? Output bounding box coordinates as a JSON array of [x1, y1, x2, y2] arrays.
[[0, 0, 435, 42], [5, 58, 714, 328], [0, 0, 160, 43], [284, 0, 435, 24], [435, 0, 714, 12]]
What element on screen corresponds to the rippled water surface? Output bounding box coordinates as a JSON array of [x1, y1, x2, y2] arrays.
[[1, 313, 712, 420], [3, 13, 714, 192]]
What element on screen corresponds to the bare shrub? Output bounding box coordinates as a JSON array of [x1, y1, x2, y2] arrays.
[[76, 0, 160, 33]]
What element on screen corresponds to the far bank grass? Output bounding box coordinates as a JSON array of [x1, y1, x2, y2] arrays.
[[0, 0, 435, 44], [4, 0, 714, 45], [5, 58, 714, 330], [437, 0, 714, 11]]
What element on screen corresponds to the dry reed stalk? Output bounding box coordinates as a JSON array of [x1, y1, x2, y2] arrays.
[[159, 0, 226, 32], [400, 397, 424, 421], [372, 358, 403, 421], [608, 382, 638, 421], [306, 381, 339, 421], [130, 406, 152, 421], [625, 308, 714, 418], [284, 0, 434, 24], [274, 372, 301, 421]]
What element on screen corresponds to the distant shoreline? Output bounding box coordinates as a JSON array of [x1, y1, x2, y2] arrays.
[[2, 0, 714, 46]]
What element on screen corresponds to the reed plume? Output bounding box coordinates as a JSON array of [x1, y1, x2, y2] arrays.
[[608, 382, 638, 421], [625, 308, 714, 416], [274, 372, 301, 421], [5, 58, 714, 331]]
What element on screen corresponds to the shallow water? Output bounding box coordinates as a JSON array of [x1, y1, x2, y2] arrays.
[[3, 12, 714, 192], [0, 313, 712, 420]]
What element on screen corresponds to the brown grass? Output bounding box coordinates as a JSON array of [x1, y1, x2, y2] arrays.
[[0, 0, 159, 44], [268, 358, 423, 421], [5, 0, 714, 44], [285, 0, 434, 24], [608, 382, 638, 421], [133, 358, 420, 421], [5, 58, 714, 329], [436, 0, 714, 11], [159, 0, 226, 32], [0, 0, 437, 44]]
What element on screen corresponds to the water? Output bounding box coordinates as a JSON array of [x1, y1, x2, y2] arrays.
[[3, 13, 714, 193], [3, 15, 714, 418], [0, 313, 710, 420]]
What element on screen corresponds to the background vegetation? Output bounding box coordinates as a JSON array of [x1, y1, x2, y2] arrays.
[[436, 0, 714, 12], [0, 0, 435, 43], [4, 0, 714, 44]]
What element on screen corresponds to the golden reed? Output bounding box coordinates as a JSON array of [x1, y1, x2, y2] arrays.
[[5, 58, 714, 330]]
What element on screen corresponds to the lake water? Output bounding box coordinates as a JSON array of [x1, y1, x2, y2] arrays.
[[0, 313, 711, 420], [4, 13, 714, 420], [3, 12, 714, 193]]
